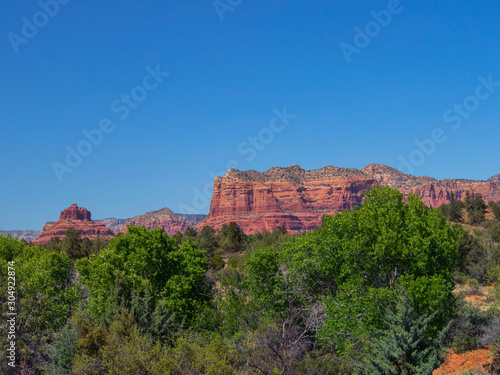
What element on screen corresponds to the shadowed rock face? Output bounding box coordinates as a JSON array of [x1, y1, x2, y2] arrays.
[[198, 164, 500, 234], [198, 165, 379, 234], [96, 218, 130, 233], [32, 204, 115, 244], [120, 207, 194, 236]]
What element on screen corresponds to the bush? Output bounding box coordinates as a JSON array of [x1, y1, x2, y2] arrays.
[[447, 298, 493, 353], [210, 254, 225, 270]]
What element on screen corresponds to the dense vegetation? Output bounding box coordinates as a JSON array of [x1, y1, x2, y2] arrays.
[[2, 186, 500, 374]]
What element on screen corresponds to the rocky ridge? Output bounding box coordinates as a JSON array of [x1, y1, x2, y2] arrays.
[[120, 207, 194, 236], [199, 164, 500, 234], [0, 230, 41, 242]]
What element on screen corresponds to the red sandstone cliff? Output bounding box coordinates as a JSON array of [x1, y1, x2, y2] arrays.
[[199, 164, 500, 234], [33, 204, 115, 244], [362, 164, 500, 208], [121, 207, 192, 236], [198, 165, 379, 234]]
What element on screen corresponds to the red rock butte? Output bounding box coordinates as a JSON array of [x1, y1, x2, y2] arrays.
[[32, 204, 114, 244], [120, 207, 192, 236], [197, 164, 500, 234]]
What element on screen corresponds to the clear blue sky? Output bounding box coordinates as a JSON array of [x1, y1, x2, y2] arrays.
[[1, 0, 500, 230]]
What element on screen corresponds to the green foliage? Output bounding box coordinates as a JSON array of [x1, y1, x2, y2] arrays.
[[76, 226, 210, 330], [46, 322, 81, 374], [448, 298, 494, 353], [219, 222, 246, 252], [198, 225, 219, 255], [321, 283, 392, 355], [46, 236, 62, 252], [62, 228, 85, 260], [72, 309, 235, 375], [285, 186, 460, 352], [0, 235, 80, 373], [42, 230, 108, 260], [440, 192, 466, 222], [465, 191, 487, 225], [356, 291, 448, 375], [484, 219, 500, 242], [489, 200, 500, 221], [210, 253, 225, 269], [151, 334, 236, 374], [184, 226, 198, 239]]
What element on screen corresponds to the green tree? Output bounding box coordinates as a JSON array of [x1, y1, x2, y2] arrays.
[[184, 226, 198, 239], [80, 237, 93, 258], [219, 222, 246, 252], [283, 186, 460, 353], [76, 226, 210, 329], [61, 228, 83, 260], [46, 322, 81, 374], [45, 236, 62, 252], [489, 200, 500, 221], [0, 235, 80, 374], [356, 291, 448, 375], [439, 192, 465, 222], [198, 225, 219, 255]]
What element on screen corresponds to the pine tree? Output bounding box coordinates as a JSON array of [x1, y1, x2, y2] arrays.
[[357, 291, 448, 375]]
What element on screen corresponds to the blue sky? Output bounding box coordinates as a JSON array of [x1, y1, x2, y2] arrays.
[[1, 0, 500, 230]]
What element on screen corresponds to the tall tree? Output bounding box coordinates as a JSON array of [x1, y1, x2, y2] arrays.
[[219, 222, 245, 252]]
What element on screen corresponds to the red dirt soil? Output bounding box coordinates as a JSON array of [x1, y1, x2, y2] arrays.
[[433, 348, 492, 374]]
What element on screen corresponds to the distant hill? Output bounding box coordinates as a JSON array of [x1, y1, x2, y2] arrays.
[[0, 230, 41, 242]]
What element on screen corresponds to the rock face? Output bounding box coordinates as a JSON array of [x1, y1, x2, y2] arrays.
[[0, 230, 41, 242], [199, 164, 500, 234], [489, 174, 500, 183], [121, 208, 193, 236], [362, 164, 500, 208], [42, 222, 55, 232], [32, 204, 115, 244], [199, 165, 379, 234], [175, 213, 206, 223], [97, 218, 130, 234]]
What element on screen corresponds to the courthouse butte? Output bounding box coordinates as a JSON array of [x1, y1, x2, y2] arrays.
[[197, 164, 500, 234]]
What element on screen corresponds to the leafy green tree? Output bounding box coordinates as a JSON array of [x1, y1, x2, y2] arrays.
[[72, 309, 235, 375], [76, 226, 210, 329], [356, 291, 448, 375], [484, 219, 500, 242], [0, 235, 80, 374], [283, 186, 460, 353]]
